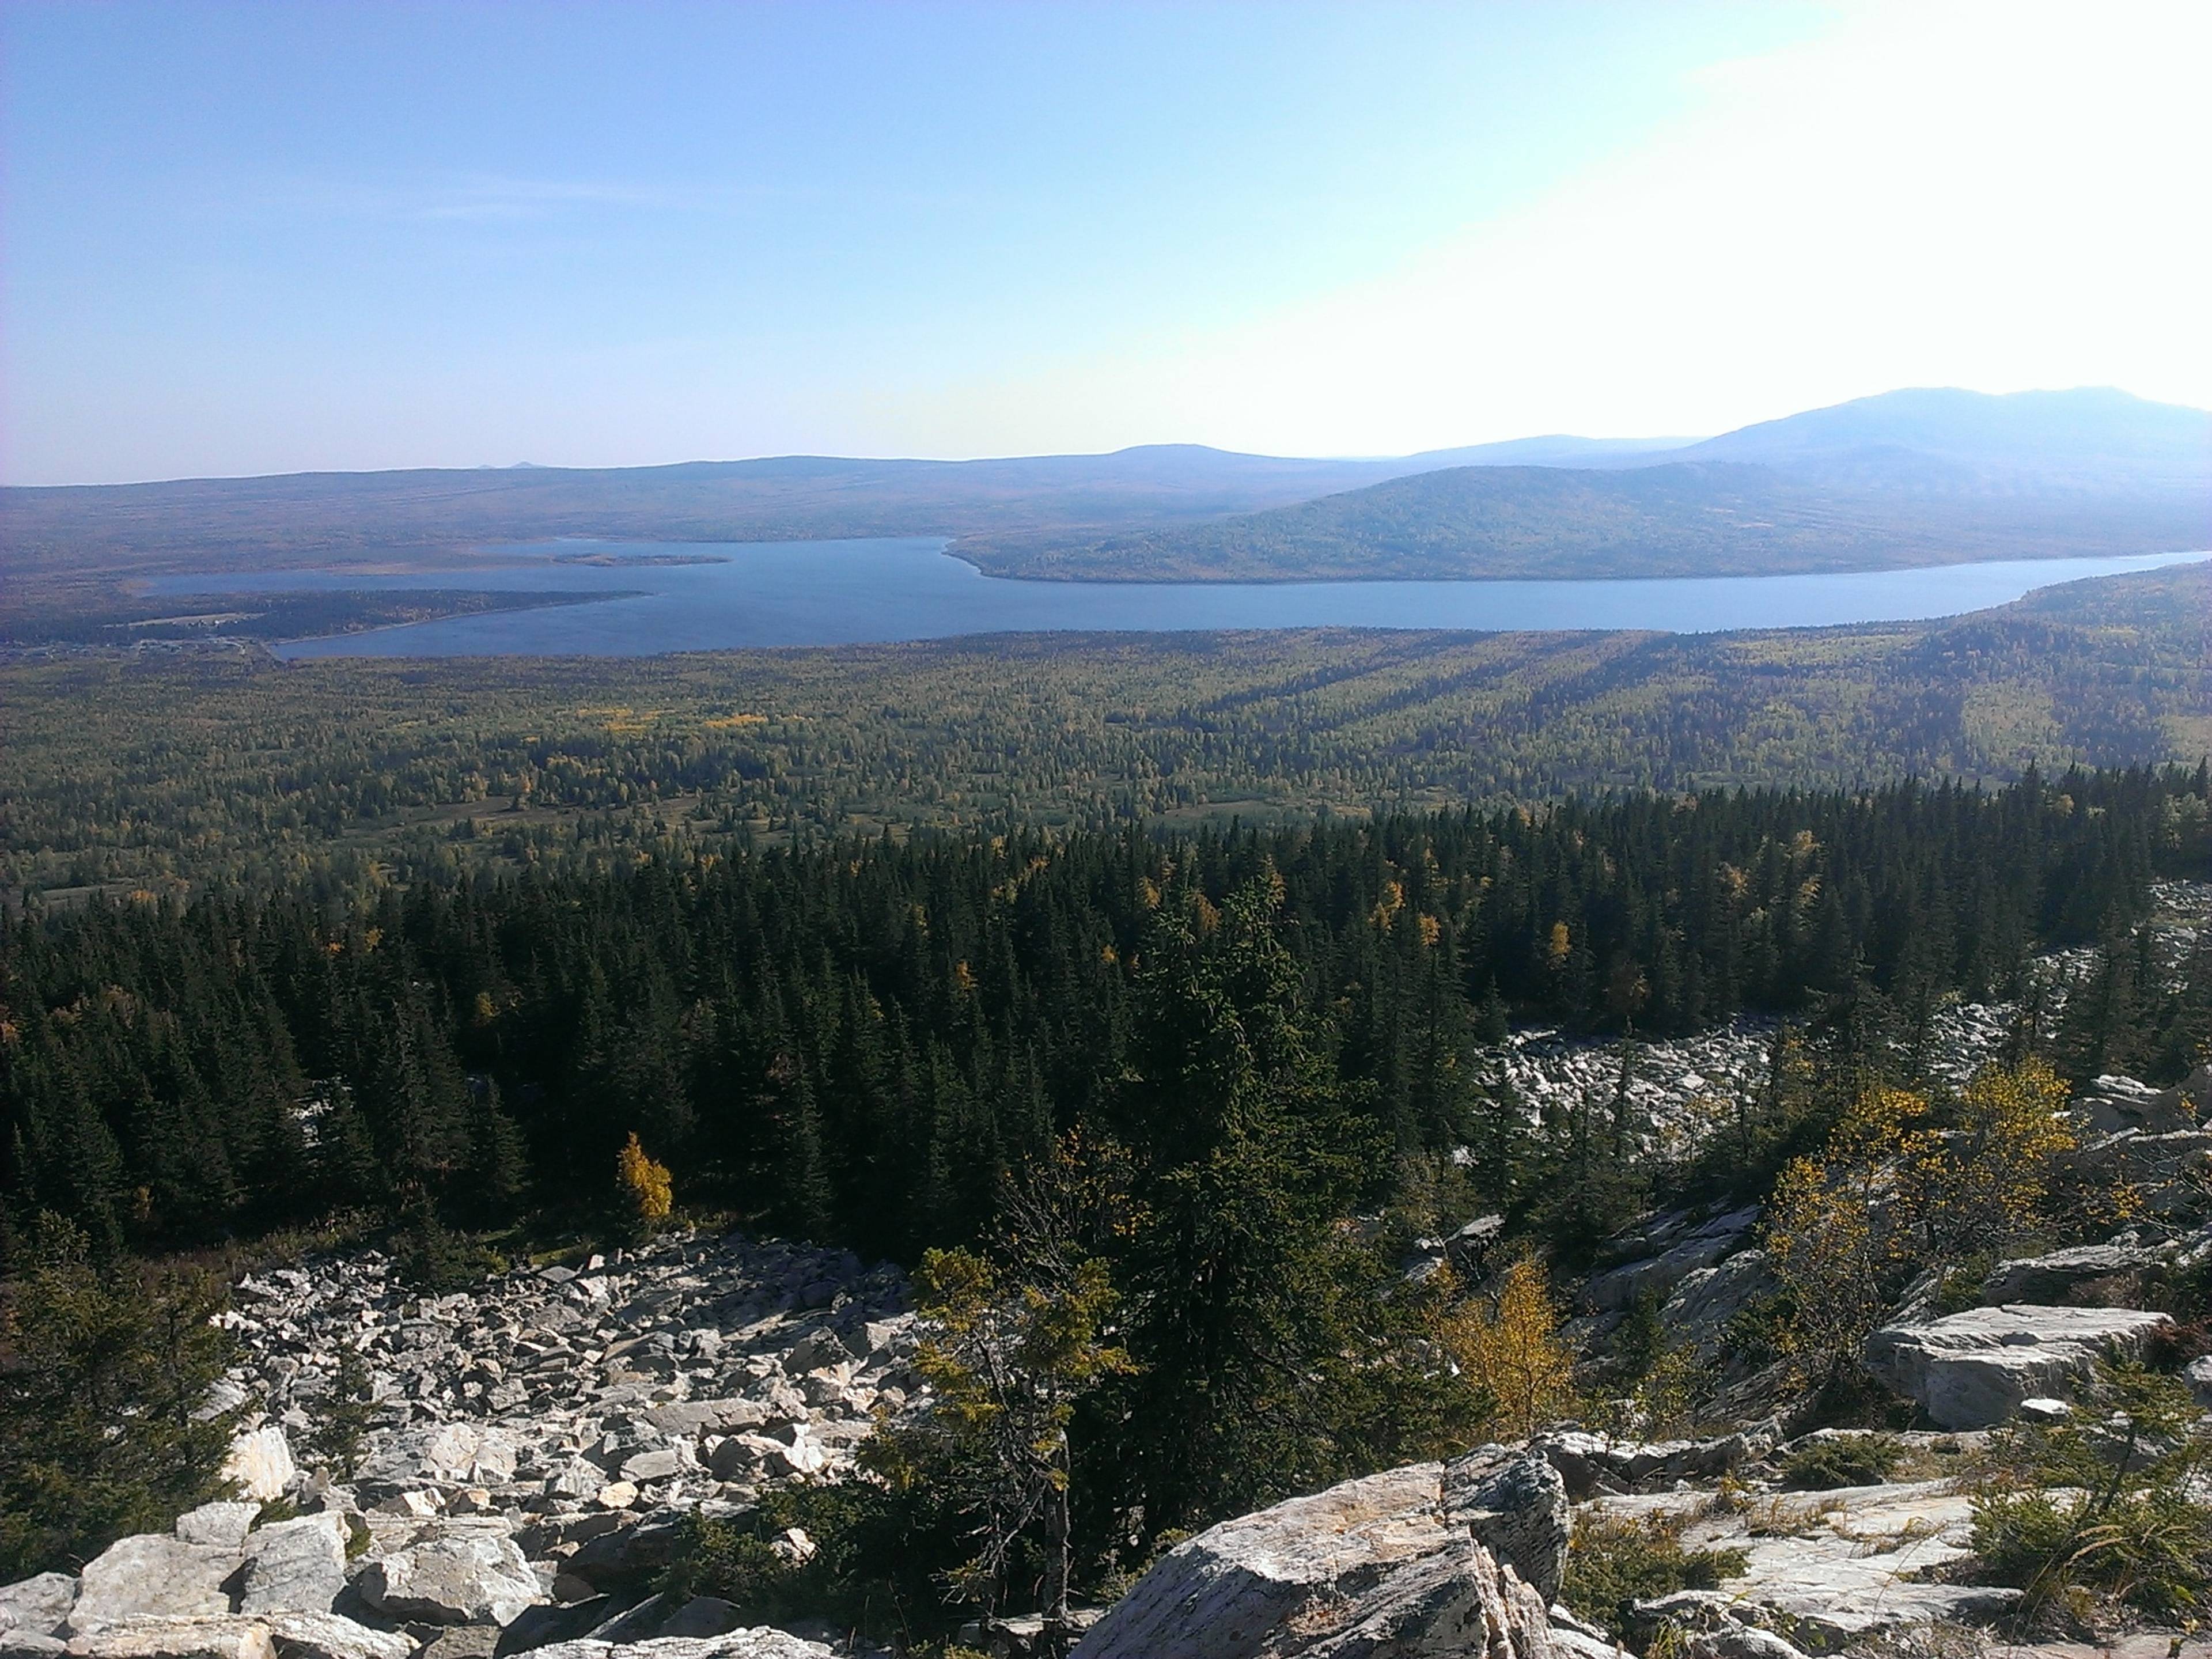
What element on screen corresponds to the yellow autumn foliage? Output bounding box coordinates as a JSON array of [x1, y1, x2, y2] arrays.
[[1767, 1059, 2079, 1382], [1443, 1255, 1578, 1442], [616, 1131, 673, 1229]]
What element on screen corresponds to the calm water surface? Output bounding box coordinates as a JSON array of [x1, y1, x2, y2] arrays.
[[145, 540, 2211, 657]]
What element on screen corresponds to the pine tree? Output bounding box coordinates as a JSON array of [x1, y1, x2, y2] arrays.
[[0, 1215, 240, 1578], [1110, 870, 1429, 1535], [771, 1066, 834, 1241]]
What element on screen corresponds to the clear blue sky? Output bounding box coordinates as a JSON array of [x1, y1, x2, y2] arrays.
[[3, 1, 2205, 484]]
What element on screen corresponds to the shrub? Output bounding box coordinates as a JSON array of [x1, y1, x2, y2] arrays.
[[1931, 1253, 1997, 1319], [1968, 1359, 2212, 1620], [1972, 1485, 2212, 1622], [303, 1344, 376, 1480], [1441, 1255, 1578, 1442], [660, 1459, 972, 1645], [392, 1198, 506, 1290], [1560, 1510, 1749, 1628], [1782, 1433, 1903, 1491]]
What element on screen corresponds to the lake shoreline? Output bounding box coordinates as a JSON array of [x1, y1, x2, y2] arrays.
[[132, 539, 2211, 658]]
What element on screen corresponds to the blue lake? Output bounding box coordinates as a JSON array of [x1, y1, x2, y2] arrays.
[[146, 540, 2211, 657]]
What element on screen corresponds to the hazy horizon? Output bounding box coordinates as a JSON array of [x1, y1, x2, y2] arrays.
[[5, 1, 2208, 487]]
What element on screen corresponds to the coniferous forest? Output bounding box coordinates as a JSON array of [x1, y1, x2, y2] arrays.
[[6, 765, 2206, 1274]]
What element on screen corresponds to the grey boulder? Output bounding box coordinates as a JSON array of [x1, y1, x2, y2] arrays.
[[2185, 1354, 2212, 1409], [1582, 1208, 1762, 1315], [2072, 1075, 2196, 1137], [357, 1525, 541, 1626], [1535, 1432, 1753, 1499], [237, 1514, 349, 1615], [172, 1506, 260, 1552], [66, 1539, 236, 1633], [1863, 1304, 2172, 1428], [361, 1425, 516, 1489], [219, 1429, 297, 1504], [1071, 1461, 1555, 1659], [1979, 1244, 2163, 1306], [0, 1574, 77, 1647]]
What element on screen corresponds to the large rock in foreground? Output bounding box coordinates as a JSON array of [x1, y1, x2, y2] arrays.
[[1863, 1304, 2172, 1429], [1443, 1447, 1570, 1603], [1070, 1462, 1555, 1659], [65, 1538, 235, 1632]]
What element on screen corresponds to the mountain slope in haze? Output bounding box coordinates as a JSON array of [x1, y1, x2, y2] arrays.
[[1679, 386, 2212, 492], [0, 445, 1433, 582], [957, 459, 2207, 582], [0, 434, 1711, 588], [961, 388, 2211, 581], [4, 388, 2202, 593], [1395, 434, 1699, 469]]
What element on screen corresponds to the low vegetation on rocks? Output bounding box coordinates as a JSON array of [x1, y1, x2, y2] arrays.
[[1560, 1509, 1751, 1627]]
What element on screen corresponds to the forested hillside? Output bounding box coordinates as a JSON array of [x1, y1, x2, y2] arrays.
[[4, 563, 2206, 900], [964, 388, 2212, 579], [965, 461, 2210, 581], [5, 767, 2206, 1273]]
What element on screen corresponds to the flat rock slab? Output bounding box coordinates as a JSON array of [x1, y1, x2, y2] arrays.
[[516, 1635, 836, 1659], [1592, 1480, 2018, 1652], [55, 1615, 406, 1659], [260, 1612, 414, 1659], [1863, 1305, 2172, 1429], [67, 1539, 237, 1633], [63, 1619, 274, 1659], [1990, 1641, 2212, 1659]]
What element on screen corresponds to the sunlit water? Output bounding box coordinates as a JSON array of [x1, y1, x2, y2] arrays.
[[143, 540, 2211, 657]]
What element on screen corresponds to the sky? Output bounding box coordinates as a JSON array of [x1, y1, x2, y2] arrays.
[[2, 1, 2207, 485]]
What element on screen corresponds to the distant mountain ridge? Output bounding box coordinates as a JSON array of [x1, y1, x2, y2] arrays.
[[0, 447, 1420, 578], [2, 387, 2203, 588], [956, 388, 2212, 580], [1677, 386, 2212, 493], [1397, 434, 1699, 470]]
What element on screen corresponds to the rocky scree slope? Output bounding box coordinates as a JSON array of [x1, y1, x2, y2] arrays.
[[2, 1232, 922, 1659]]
